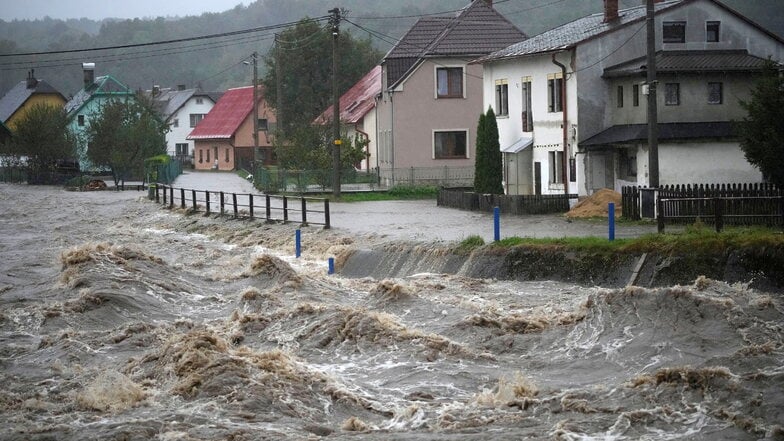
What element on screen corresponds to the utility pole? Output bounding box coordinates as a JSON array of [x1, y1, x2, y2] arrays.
[[252, 51, 260, 165], [646, 0, 659, 188], [275, 35, 283, 136], [329, 7, 341, 198]]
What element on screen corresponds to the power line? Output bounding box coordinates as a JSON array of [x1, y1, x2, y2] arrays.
[[353, 0, 512, 20], [0, 16, 330, 58]]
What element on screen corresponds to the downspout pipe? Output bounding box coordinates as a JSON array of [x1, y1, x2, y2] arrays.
[[551, 53, 569, 197]]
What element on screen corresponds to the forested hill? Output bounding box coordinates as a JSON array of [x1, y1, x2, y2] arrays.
[[1, 0, 782, 99]]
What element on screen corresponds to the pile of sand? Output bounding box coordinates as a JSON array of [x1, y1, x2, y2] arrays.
[[566, 188, 621, 218]]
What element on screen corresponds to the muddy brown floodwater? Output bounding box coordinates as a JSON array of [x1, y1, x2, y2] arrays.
[[1, 183, 782, 441]]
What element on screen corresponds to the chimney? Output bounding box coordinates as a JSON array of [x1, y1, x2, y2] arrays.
[[152, 85, 161, 96], [484, 0, 493, 7], [603, 0, 619, 23], [82, 62, 95, 87], [26, 69, 38, 89], [177, 84, 186, 91]]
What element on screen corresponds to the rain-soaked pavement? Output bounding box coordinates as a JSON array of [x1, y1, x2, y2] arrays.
[[172, 170, 659, 243]]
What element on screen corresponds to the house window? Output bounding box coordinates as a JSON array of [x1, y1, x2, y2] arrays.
[[633, 84, 640, 107], [663, 21, 686, 43], [434, 130, 467, 159], [569, 158, 576, 182], [206, 148, 210, 162], [521, 78, 533, 132], [436, 67, 463, 98], [706, 21, 720, 42], [258, 118, 268, 131], [619, 149, 637, 177], [549, 150, 564, 184], [548, 75, 563, 113], [189, 113, 205, 128], [77, 115, 85, 126], [225, 148, 230, 162], [196, 97, 204, 104], [708, 82, 723, 104], [213, 146, 218, 163], [173, 118, 179, 128], [665, 83, 680, 106], [199, 148, 203, 163], [175, 143, 188, 156], [495, 80, 508, 116], [617, 85, 624, 108]]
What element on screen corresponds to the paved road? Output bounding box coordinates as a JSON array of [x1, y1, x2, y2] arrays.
[[172, 171, 659, 243]]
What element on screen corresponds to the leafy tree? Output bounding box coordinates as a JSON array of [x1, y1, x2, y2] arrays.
[[86, 95, 168, 186], [474, 107, 504, 194], [7, 103, 77, 182], [738, 60, 784, 187], [261, 18, 383, 137], [272, 124, 368, 188]]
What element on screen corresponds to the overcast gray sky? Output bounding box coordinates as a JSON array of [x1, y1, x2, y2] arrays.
[[0, 0, 251, 21]]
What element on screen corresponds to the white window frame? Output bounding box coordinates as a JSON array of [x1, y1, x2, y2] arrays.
[[434, 65, 466, 99], [494, 79, 509, 117]]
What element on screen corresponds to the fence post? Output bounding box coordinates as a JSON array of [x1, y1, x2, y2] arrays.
[[155, 184, 160, 203], [324, 199, 331, 229], [265, 194, 271, 221], [295, 229, 301, 258], [162, 185, 167, 205], [283, 196, 288, 222], [249, 194, 254, 219], [301, 197, 308, 225], [233, 193, 238, 217], [191, 190, 196, 211], [206, 191, 211, 215], [493, 206, 500, 242], [657, 198, 665, 233], [180, 188, 185, 209], [220, 192, 225, 215], [608, 202, 615, 241], [169, 186, 174, 209], [714, 197, 724, 233]]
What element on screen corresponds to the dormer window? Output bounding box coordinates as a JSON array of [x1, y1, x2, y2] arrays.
[[706, 21, 720, 42], [663, 21, 686, 43]]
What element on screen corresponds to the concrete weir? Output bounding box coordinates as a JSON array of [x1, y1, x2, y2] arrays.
[[340, 243, 784, 291]]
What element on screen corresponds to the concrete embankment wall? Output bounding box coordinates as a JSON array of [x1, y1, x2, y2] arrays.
[[339, 243, 784, 291]]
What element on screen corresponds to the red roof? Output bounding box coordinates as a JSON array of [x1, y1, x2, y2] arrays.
[[315, 66, 381, 125], [187, 86, 256, 140]]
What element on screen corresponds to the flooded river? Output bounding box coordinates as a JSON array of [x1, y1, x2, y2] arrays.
[[1, 183, 782, 440]]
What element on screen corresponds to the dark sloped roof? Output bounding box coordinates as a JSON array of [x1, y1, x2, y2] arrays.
[[0, 79, 65, 123], [581, 121, 735, 146], [65, 75, 133, 116], [603, 50, 772, 77], [384, 0, 525, 87], [315, 65, 381, 125], [150, 88, 198, 119], [0, 120, 11, 141], [187, 86, 256, 140], [478, 0, 682, 63]]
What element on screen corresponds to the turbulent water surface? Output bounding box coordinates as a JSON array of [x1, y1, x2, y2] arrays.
[[1, 183, 782, 440]]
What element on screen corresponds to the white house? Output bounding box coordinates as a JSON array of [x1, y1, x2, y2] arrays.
[[478, 0, 784, 196], [150, 87, 220, 165]]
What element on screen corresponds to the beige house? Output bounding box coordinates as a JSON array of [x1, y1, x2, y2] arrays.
[[375, 0, 525, 186]]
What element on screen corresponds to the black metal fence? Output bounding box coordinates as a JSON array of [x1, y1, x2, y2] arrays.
[[438, 187, 577, 215], [152, 184, 330, 228]]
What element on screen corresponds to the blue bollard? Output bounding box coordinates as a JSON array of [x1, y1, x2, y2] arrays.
[[328, 257, 335, 275], [295, 229, 301, 258], [494, 206, 500, 242], [608, 202, 615, 241]]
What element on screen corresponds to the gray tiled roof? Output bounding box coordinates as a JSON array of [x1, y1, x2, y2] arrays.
[[603, 50, 772, 77], [479, 0, 683, 63], [0, 79, 64, 123], [384, 0, 525, 86], [64, 75, 132, 116], [581, 121, 735, 146]]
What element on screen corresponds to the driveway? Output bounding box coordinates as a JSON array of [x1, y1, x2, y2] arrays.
[[172, 171, 658, 242]]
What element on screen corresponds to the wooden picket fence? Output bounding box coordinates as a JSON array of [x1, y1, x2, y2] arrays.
[[438, 187, 577, 215], [622, 183, 783, 230]]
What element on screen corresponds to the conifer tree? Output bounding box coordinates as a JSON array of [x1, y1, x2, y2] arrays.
[[474, 107, 504, 194], [473, 112, 488, 192]]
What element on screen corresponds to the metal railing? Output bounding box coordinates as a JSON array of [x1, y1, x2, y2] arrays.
[[152, 185, 330, 228]]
